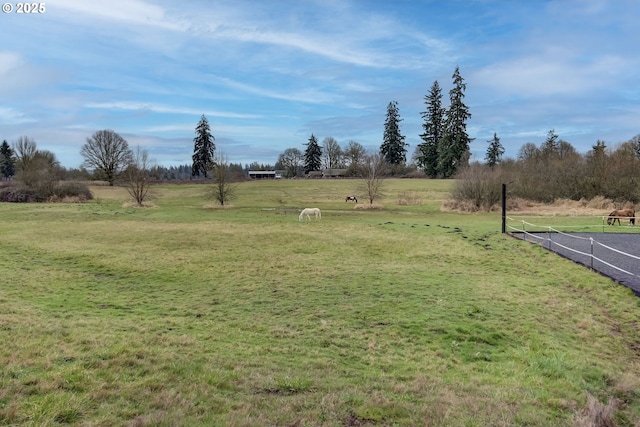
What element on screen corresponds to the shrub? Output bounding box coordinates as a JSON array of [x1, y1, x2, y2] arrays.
[[0, 185, 40, 202], [0, 181, 93, 203], [54, 181, 93, 201], [450, 163, 504, 211]]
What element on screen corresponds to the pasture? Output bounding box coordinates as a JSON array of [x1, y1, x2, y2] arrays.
[[0, 179, 639, 427]]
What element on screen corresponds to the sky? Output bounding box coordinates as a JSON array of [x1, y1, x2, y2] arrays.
[[1, 0, 639, 169]]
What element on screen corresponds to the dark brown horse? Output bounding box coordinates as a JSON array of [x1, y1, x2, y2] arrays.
[[607, 208, 635, 225]]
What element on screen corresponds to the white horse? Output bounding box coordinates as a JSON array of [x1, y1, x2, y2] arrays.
[[299, 207, 321, 221]]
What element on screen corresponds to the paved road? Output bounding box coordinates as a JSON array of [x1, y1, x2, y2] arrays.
[[510, 231, 640, 296]]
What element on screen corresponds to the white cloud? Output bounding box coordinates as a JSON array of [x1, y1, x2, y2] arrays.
[[54, 0, 186, 31], [85, 101, 260, 119], [0, 51, 22, 76], [472, 52, 631, 98], [206, 75, 339, 105], [0, 106, 34, 125]]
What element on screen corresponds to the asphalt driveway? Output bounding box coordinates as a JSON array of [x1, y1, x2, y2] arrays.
[[510, 231, 640, 296]]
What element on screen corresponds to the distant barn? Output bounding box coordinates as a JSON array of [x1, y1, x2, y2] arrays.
[[248, 170, 281, 180]]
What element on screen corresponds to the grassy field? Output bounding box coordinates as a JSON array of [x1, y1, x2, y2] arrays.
[[0, 178, 639, 427]]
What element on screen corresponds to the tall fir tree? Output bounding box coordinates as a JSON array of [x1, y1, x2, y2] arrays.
[[485, 132, 504, 168], [380, 101, 407, 165], [586, 140, 607, 195], [438, 66, 473, 178], [416, 81, 445, 177], [192, 115, 216, 178], [630, 134, 640, 159], [540, 129, 559, 159], [303, 134, 322, 173], [0, 139, 15, 179]]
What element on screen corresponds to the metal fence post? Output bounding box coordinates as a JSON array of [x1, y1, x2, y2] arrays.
[[501, 183, 506, 233]]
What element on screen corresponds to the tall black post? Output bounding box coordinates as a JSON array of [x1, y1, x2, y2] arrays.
[[501, 183, 507, 233]]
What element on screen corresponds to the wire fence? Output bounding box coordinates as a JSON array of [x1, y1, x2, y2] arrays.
[[507, 214, 639, 233], [507, 216, 640, 296]]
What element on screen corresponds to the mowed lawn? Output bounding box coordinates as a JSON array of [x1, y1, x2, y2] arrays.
[[0, 179, 639, 427]]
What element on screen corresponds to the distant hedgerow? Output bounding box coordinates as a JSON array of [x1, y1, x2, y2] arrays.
[[0, 185, 39, 202], [0, 181, 93, 203]]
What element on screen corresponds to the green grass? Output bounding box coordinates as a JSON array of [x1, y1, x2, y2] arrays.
[[1, 179, 639, 426]]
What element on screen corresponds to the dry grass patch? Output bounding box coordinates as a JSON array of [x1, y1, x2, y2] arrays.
[[397, 191, 423, 206], [445, 195, 633, 216], [504, 196, 639, 217], [572, 392, 619, 427], [442, 198, 495, 212], [353, 203, 383, 210]]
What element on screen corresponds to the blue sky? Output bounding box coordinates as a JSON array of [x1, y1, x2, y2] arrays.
[[1, 0, 639, 168]]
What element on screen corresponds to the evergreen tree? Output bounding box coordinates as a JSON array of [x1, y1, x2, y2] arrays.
[[303, 134, 322, 173], [380, 101, 407, 165], [540, 129, 559, 159], [438, 66, 473, 178], [0, 139, 15, 179], [416, 81, 445, 178], [485, 132, 504, 168], [631, 134, 640, 160], [192, 115, 216, 178]]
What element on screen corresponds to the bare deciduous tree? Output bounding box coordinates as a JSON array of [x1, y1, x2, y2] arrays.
[[125, 146, 154, 207], [13, 136, 37, 176], [322, 137, 343, 169], [360, 152, 387, 204], [451, 162, 503, 211], [13, 137, 61, 200], [81, 130, 132, 186], [210, 152, 238, 206], [344, 140, 366, 176], [276, 148, 303, 178]]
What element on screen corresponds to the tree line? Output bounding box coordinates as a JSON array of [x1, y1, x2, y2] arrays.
[[0, 133, 153, 204], [452, 130, 640, 210], [0, 114, 240, 205]]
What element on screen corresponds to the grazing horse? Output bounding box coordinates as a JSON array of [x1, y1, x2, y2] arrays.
[[299, 207, 321, 221], [345, 195, 358, 203], [607, 208, 635, 226]]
